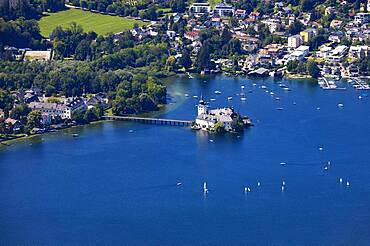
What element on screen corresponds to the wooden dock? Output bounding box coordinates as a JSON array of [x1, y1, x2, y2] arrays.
[[103, 115, 192, 127]]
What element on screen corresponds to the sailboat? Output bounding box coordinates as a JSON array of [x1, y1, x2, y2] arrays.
[[203, 182, 208, 193]]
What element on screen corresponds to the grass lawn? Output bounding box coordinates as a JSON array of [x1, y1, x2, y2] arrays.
[[38, 8, 146, 37]]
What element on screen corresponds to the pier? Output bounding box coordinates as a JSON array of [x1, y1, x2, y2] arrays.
[[318, 77, 337, 90], [103, 115, 192, 127], [352, 78, 370, 90]]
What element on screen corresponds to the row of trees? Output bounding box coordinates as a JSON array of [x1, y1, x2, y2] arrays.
[[0, 17, 49, 52], [196, 27, 243, 71], [287, 60, 320, 78]]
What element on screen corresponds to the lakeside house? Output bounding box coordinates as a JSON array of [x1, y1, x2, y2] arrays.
[[29, 97, 87, 121]]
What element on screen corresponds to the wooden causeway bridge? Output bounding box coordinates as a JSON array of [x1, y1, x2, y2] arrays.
[[103, 115, 192, 126]]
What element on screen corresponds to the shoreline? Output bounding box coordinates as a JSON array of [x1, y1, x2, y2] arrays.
[[0, 119, 108, 147]]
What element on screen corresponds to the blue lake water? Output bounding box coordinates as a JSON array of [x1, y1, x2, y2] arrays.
[[1, 75, 370, 245]]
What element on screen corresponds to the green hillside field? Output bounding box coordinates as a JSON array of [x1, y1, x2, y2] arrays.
[[38, 8, 146, 37]]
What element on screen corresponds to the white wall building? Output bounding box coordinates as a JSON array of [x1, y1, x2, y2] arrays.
[[327, 45, 348, 62], [354, 13, 370, 25], [195, 97, 235, 131], [213, 3, 234, 17], [29, 98, 87, 121], [288, 35, 303, 48], [189, 3, 211, 13]]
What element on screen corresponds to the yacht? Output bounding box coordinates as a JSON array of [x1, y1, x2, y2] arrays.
[[241, 97, 247, 101], [227, 97, 233, 100], [214, 90, 222, 94]]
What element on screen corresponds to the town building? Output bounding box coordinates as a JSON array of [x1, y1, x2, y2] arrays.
[[288, 35, 303, 48], [289, 45, 309, 61], [24, 50, 52, 61], [300, 29, 316, 43], [29, 97, 87, 121], [354, 13, 369, 25], [327, 45, 348, 63], [189, 3, 211, 14], [235, 9, 247, 18], [4, 118, 21, 133], [184, 31, 200, 41], [213, 3, 234, 17]]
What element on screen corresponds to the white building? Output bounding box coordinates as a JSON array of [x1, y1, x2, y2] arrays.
[[317, 46, 332, 58], [354, 13, 369, 25], [349, 45, 369, 59], [213, 3, 234, 17], [288, 35, 303, 48], [189, 3, 211, 14], [289, 45, 309, 61], [29, 98, 87, 121], [195, 97, 235, 131], [327, 45, 348, 62]]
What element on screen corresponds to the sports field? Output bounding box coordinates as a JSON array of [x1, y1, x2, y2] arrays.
[[38, 8, 146, 37]]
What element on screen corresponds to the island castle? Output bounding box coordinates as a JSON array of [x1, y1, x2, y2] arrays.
[[194, 97, 251, 132]]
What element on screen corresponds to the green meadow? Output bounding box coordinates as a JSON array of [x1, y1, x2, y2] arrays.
[[38, 8, 146, 37]]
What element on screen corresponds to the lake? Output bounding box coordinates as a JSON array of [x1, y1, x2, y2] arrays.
[[1, 75, 370, 245]]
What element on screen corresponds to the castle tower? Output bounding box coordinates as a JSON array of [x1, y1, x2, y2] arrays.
[[197, 96, 207, 116]]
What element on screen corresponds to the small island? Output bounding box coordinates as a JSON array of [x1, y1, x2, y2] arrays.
[[192, 97, 252, 133]]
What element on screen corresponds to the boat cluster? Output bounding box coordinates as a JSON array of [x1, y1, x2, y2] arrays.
[[199, 176, 351, 195], [184, 81, 291, 107]]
